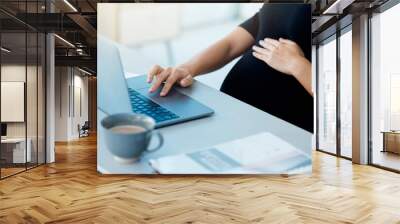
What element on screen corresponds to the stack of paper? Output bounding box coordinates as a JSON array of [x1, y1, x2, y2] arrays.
[[149, 132, 311, 174]]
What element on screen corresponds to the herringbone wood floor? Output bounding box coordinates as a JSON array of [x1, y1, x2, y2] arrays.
[[1, 134, 400, 224]]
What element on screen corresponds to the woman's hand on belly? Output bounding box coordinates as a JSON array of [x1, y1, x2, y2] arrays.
[[147, 65, 194, 96], [251, 38, 312, 95], [251, 38, 305, 76]]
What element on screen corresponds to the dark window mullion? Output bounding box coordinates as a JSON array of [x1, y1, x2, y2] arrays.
[[336, 28, 341, 157], [36, 0, 39, 167], [367, 12, 373, 165], [316, 44, 320, 150], [24, 0, 28, 171]]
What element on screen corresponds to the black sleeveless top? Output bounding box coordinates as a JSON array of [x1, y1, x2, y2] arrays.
[[220, 4, 313, 132]]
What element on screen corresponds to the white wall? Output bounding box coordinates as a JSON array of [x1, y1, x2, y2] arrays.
[[1, 65, 26, 133], [1, 65, 37, 138], [54, 67, 89, 141]]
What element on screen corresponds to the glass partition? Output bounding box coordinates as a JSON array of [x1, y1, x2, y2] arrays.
[[1, 30, 28, 178], [0, 1, 46, 179]]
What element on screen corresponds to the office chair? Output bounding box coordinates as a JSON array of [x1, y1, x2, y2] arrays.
[[79, 121, 90, 138]]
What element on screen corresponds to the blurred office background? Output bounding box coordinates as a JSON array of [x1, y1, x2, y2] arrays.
[[98, 3, 262, 89]]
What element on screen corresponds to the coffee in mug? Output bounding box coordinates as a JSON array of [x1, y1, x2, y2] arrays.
[[101, 113, 163, 164], [110, 125, 146, 134]]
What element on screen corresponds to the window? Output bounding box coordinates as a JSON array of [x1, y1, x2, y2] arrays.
[[339, 28, 352, 158], [317, 27, 353, 159], [317, 36, 337, 154], [370, 2, 400, 171]]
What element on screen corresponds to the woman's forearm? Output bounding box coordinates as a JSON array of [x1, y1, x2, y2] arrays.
[[179, 27, 254, 77], [179, 39, 235, 77], [292, 58, 313, 96], [147, 27, 254, 96]]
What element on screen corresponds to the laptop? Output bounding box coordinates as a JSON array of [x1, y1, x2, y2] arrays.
[[98, 36, 214, 128]]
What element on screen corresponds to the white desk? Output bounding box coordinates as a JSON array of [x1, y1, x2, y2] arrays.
[[1, 138, 31, 163], [97, 79, 312, 174]]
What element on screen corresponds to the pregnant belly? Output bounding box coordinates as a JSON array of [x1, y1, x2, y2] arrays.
[[221, 51, 282, 104], [220, 51, 313, 132]]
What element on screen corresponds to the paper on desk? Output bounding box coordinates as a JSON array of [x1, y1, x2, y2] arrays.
[[149, 132, 311, 174]]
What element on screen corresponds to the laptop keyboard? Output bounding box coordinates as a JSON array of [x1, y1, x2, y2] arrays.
[[128, 88, 179, 123]]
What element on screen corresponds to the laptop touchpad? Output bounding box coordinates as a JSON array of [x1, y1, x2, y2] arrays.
[[137, 87, 186, 104], [126, 75, 151, 89]]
